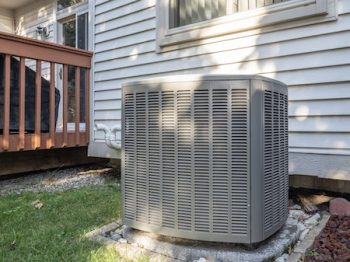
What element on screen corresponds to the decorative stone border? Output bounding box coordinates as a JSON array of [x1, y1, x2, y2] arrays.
[[288, 213, 330, 262], [85, 210, 330, 262]]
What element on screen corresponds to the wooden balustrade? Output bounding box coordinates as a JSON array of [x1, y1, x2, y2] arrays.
[[0, 31, 92, 152]]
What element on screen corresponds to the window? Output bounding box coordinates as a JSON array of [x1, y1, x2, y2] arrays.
[[157, 0, 336, 49], [172, 0, 291, 28], [57, 0, 84, 11], [57, 8, 89, 131], [60, 14, 88, 124]]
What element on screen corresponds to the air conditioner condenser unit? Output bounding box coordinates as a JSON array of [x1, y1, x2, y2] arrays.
[[122, 75, 288, 244]]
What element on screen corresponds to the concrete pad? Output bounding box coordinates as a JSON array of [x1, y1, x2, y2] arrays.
[[121, 217, 302, 262]]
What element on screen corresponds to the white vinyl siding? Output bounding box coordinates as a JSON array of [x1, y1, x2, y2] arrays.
[[15, 0, 55, 40], [0, 8, 14, 33], [14, 0, 55, 81], [92, 0, 350, 180]]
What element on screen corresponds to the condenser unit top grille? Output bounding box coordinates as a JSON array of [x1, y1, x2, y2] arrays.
[[122, 75, 288, 244]]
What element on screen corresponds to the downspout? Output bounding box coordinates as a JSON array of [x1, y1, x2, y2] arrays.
[[94, 123, 121, 150]]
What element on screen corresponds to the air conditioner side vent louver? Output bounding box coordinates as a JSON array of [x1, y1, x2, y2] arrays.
[[122, 75, 288, 244]]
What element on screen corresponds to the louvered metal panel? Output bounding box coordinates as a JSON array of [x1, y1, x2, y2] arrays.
[[123, 93, 136, 221], [212, 88, 229, 234], [231, 88, 249, 235], [263, 86, 289, 234], [177, 90, 192, 230], [161, 91, 176, 228], [122, 75, 288, 244], [263, 90, 274, 231], [148, 92, 162, 226]]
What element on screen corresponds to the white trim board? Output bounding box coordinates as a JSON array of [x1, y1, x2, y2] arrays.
[[290, 152, 350, 181], [156, 0, 337, 51], [88, 141, 121, 159]]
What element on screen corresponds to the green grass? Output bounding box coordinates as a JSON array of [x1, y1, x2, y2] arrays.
[[0, 181, 136, 262]]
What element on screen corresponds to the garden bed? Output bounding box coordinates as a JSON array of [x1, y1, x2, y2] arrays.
[[305, 215, 350, 262]]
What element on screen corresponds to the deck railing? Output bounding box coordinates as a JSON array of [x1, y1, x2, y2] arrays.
[[0, 31, 92, 152]]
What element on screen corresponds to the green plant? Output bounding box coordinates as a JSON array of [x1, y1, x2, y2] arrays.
[[305, 249, 320, 257]]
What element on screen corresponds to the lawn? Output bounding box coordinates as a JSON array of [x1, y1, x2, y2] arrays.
[[0, 181, 132, 262]]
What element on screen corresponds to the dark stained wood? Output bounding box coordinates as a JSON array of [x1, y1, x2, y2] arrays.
[[0, 31, 92, 68], [34, 60, 42, 149], [63, 64, 68, 147], [85, 68, 90, 144], [49, 62, 55, 148], [3, 55, 11, 151], [75, 67, 81, 146], [18, 57, 26, 150], [0, 146, 105, 177]]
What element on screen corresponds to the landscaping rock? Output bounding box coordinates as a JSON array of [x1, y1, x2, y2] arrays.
[[194, 258, 207, 262], [290, 204, 302, 210], [304, 213, 320, 228], [297, 223, 306, 232], [305, 215, 350, 262], [299, 229, 310, 241], [329, 198, 350, 216], [110, 233, 122, 241], [118, 238, 128, 244], [289, 210, 309, 221], [275, 253, 289, 262]]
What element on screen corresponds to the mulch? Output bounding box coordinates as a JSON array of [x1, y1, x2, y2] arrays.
[[305, 215, 350, 262]]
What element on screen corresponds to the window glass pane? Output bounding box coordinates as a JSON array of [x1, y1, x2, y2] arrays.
[[62, 19, 76, 48], [68, 66, 76, 123], [67, 67, 86, 124], [173, 0, 291, 28], [176, 0, 228, 27], [80, 68, 86, 123], [57, 0, 83, 11], [77, 13, 88, 50]]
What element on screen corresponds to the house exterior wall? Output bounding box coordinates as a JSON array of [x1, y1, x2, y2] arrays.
[[14, 0, 55, 41], [90, 0, 350, 181], [14, 0, 55, 81], [0, 8, 15, 33]]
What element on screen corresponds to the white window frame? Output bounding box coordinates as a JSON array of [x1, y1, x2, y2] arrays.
[[54, 0, 90, 133], [156, 0, 337, 50], [56, 0, 89, 21]]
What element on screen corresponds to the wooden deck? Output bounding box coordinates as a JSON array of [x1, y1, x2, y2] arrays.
[[0, 31, 92, 152]]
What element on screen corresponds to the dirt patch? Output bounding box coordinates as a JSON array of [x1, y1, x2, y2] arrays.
[[305, 215, 350, 262]]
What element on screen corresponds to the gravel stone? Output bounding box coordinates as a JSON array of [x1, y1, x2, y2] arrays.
[[291, 204, 302, 210], [0, 165, 117, 196], [299, 229, 310, 241], [304, 213, 321, 227], [305, 215, 350, 262], [194, 258, 207, 262], [297, 223, 306, 232], [111, 233, 122, 241], [289, 210, 309, 221], [275, 256, 285, 262], [118, 238, 128, 244]]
